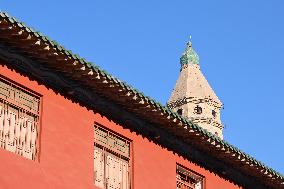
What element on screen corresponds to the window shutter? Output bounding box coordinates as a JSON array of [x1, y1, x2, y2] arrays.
[[31, 122, 37, 160], [0, 105, 4, 147], [23, 120, 32, 159], [120, 159, 129, 189], [94, 147, 105, 188], [94, 125, 131, 189], [106, 153, 121, 189], [0, 78, 40, 160], [3, 108, 9, 148], [195, 182, 202, 189], [6, 110, 16, 152]]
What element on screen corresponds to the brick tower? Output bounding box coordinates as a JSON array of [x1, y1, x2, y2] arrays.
[[167, 41, 224, 138]]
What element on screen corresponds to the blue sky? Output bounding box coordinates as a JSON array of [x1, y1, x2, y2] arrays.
[[2, 1, 284, 173]]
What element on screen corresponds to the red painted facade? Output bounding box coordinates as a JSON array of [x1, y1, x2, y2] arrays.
[[0, 62, 242, 189]]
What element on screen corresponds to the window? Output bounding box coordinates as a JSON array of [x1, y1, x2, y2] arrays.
[[177, 109, 183, 115], [94, 124, 131, 189], [176, 164, 204, 189], [0, 76, 40, 160], [194, 105, 202, 114], [212, 110, 216, 118]]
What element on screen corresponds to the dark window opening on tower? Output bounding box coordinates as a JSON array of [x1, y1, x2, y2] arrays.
[[212, 110, 216, 118], [177, 109, 183, 115], [194, 106, 202, 114]]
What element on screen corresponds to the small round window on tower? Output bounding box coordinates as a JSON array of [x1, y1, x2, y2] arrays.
[[212, 110, 216, 118], [177, 109, 183, 115], [194, 105, 202, 114]]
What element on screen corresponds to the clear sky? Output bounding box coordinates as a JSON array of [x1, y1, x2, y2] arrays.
[[2, 1, 284, 174]]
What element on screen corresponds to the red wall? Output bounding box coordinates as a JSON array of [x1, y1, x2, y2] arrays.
[[0, 63, 242, 189]]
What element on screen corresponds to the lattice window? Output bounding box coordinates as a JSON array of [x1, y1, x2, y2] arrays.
[[94, 124, 131, 189], [176, 164, 204, 189], [0, 76, 40, 160]]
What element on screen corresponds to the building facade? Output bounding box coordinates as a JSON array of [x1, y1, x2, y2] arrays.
[[0, 12, 283, 189]]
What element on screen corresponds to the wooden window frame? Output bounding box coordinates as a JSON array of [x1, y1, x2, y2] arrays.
[[0, 74, 42, 161], [94, 122, 132, 189], [176, 164, 205, 189]]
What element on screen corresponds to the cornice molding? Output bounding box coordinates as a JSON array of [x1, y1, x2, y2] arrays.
[[167, 96, 222, 109]]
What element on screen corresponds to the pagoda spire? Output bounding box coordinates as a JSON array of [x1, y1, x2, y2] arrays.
[[167, 41, 224, 139], [180, 39, 199, 68]]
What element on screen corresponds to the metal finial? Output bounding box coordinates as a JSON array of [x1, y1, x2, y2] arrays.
[[187, 35, 192, 47]]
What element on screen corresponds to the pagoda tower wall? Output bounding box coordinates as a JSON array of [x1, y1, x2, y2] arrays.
[[168, 42, 224, 138]]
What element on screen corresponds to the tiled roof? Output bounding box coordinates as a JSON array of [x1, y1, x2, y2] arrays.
[[180, 41, 199, 65], [0, 12, 283, 189]]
